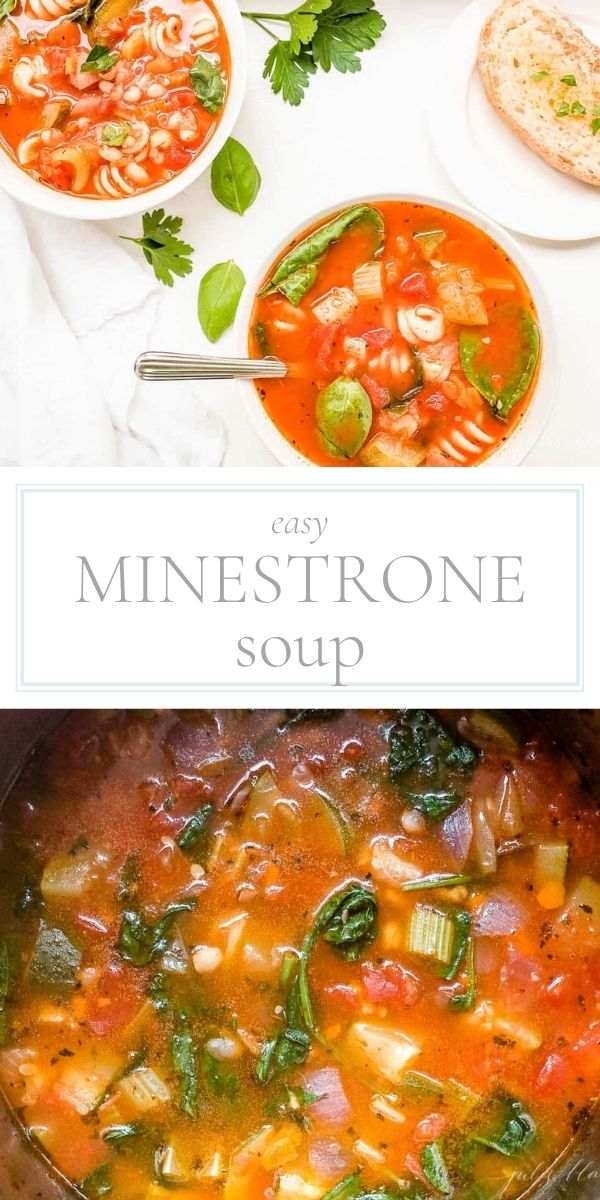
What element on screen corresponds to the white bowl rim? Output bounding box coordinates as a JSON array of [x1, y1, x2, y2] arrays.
[[235, 190, 559, 469], [0, 0, 247, 221]]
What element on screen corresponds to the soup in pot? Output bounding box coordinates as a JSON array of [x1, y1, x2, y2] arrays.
[[0, 709, 598, 1200]]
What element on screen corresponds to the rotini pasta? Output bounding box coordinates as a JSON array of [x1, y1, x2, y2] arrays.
[[26, 0, 81, 21], [0, 0, 229, 199]]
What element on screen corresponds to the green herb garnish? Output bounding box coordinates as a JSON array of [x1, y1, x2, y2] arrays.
[[81, 44, 118, 72], [560, 74, 577, 86], [531, 69, 549, 80], [592, 106, 600, 135], [421, 1141, 452, 1195], [555, 100, 571, 117], [570, 100, 587, 115], [121, 210, 194, 288], [243, 0, 385, 106]]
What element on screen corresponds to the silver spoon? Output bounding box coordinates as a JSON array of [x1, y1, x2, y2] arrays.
[[135, 351, 287, 382]]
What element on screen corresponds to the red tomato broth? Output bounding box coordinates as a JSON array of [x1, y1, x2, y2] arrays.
[[0, 0, 229, 198], [0, 710, 598, 1200], [249, 203, 541, 467]]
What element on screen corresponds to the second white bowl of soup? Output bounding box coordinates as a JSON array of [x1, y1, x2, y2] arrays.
[[237, 193, 558, 468], [0, 0, 246, 218]]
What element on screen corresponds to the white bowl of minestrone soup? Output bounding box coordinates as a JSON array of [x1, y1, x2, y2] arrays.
[[0, 0, 246, 217], [239, 194, 558, 468]]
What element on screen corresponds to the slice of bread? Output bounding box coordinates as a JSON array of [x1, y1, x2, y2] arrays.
[[478, 0, 600, 187]]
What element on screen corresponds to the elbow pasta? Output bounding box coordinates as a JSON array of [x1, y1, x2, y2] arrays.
[[0, 0, 229, 198]]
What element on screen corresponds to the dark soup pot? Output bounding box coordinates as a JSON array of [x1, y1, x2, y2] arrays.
[[0, 709, 598, 1200]]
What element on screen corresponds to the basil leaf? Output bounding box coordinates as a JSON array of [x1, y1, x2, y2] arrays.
[[460, 305, 540, 420], [389, 710, 478, 821], [210, 137, 261, 214], [278, 263, 319, 305], [118, 901, 195, 967], [172, 1026, 198, 1117], [261, 203, 385, 296], [198, 259, 245, 343], [102, 120, 129, 147], [316, 376, 372, 458], [81, 43, 118, 72], [190, 54, 226, 114], [176, 804, 213, 858], [0, 0, 16, 21], [0, 940, 8, 1044]]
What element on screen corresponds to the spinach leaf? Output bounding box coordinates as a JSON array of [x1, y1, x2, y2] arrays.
[[266, 1083, 324, 1127], [27, 923, 81, 991], [421, 1140, 452, 1195], [449, 937, 477, 1012], [389, 710, 478, 822], [211, 137, 261, 214], [148, 971, 170, 1014], [190, 54, 226, 113], [81, 1163, 112, 1197], [176, 804, 213, 858], [261, 204, 384, 296], [320, 1175, 363, 1200], [316, 376, 372, 458], [299, 882, 377, 1029], [102, 1123, 143, 1145], [172, 1026, 198, 1118], [255, 1026, 310, 1084], [0, 940, 8, 1044], [198, 259, 245, 343], [0, 0, 16, 21], [118, 901, 195, 967], [443, 909, 471, 981], [472, 1096, 536, 1157], [117, 854, 140, 902], [81, 43, 118, 72], [203, 1048, 238, 1097], [460, 307, 540, 420]]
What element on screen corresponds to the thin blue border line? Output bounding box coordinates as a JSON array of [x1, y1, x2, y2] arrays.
[[17, 483, 584, 692]]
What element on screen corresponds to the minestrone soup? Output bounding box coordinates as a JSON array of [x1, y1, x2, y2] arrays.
[[0, 710, 598, 1200], [0, 0, 229, 198], [249, 203, 542, 467]]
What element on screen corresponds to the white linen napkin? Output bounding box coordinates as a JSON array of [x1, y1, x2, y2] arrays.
[[0, 192, 226, 466]]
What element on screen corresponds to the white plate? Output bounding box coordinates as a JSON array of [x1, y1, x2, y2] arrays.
[[427, 0, 600, 241]]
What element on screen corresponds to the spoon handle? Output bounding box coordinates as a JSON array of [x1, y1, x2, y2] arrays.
[[135, 351, 287, 382]]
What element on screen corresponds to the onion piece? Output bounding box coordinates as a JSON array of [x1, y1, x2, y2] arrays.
[[471, 797, 497, 875], [302, 1067, 350, 1125], [441, 802, 472, 866], [308, 1138, 352, 1180], [474, 891, 526, 936]]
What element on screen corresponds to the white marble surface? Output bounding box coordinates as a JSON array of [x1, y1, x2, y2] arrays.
[[110, 0, 600, 466]]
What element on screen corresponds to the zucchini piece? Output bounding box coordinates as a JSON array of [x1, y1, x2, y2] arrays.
[[460, 305, 540, 420], [27, 921, 81, 991], [413, 229, 447, 260]]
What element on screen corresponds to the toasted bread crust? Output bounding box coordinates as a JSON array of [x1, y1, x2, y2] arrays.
[[478, 0, 600, 187]]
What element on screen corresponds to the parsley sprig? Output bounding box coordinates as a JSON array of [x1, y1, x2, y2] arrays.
[[121, 209, 194, 287], [242, 0, 386, 106]]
